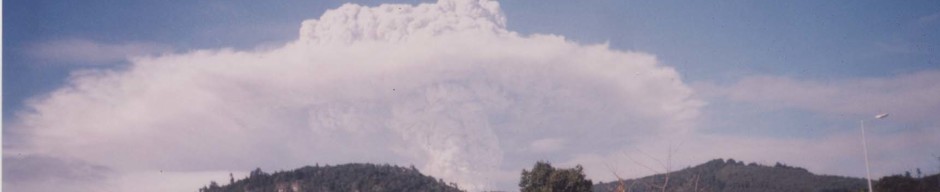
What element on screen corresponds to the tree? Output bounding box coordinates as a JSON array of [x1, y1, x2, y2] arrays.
[[520, 161, 592, 192], [208, 181, 220, 190], [251, 168, 265, 177], [875, 174, 920, 191], [198, 163, 462, 192]]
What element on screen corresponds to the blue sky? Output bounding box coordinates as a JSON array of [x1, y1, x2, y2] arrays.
[[502, 0, 940, 81], [4, 0, 940, 191]]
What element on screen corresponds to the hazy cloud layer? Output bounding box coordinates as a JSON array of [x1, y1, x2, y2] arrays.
[[2, 154, 111, 192], [701, 71, 940, 124], [8, 0, 702, 191], [687, 71, 940, 181], [27, 39, 173, 65]]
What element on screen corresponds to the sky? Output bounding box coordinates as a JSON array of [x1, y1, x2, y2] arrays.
[[3, 0, 940, 191]]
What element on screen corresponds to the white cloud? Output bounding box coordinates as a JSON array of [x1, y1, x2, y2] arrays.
[[27, 39, 173, 65], [14, 1, 937, 191], [8, 0, 703, 191]]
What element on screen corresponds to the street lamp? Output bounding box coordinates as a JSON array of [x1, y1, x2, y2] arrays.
[[862, 113, 888, 192]]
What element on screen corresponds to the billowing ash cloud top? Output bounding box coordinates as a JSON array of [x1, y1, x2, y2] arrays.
[[7, 0, 702, 191], [299, 0, 506, 44]]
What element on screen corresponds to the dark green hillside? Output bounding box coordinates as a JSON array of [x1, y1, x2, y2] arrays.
[[593, 159, 866, 192], [199, 163, 463, 192], [874, 172, 940, 192]]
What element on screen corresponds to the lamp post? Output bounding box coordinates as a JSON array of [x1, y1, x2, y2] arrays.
[[862, 113, 888, 192]]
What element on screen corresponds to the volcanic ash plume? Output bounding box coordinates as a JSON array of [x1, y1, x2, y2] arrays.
[[13, 0, 702, 190]]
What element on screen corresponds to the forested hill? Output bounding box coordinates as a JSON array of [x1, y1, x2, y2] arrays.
[[198, 163, 463, 192], [593, 159, 866, 192]]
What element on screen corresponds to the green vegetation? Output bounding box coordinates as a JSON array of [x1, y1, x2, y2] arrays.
[[197, 158, 940, 192], [198, 163, 462, 192], [874, 172, 940, 192], [519, 161, 593, 192], [593, 159, 866, 192]]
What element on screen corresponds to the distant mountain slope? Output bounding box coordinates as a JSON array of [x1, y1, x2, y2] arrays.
[[198, 163, 463, 192], [594, 159, 866, 192]]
